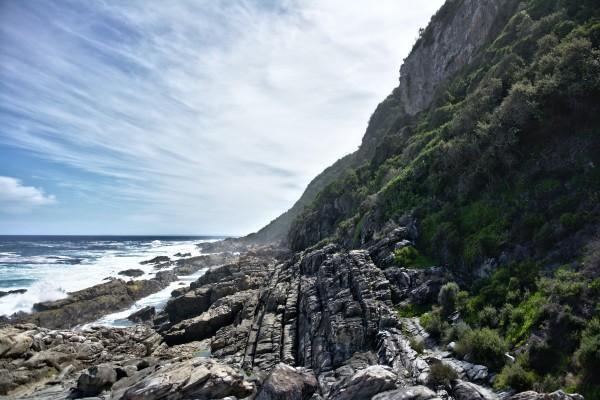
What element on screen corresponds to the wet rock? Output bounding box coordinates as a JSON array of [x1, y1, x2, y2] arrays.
[[256, 363, 318, 400], [118, 269, 145, 277], [0, 288, 27, 298], [372, 385, 437, 400], [174, 252, 191, 257], [76, 364, 118, 396], [127, 306, 156, 324], [140, 256, 170, 265]]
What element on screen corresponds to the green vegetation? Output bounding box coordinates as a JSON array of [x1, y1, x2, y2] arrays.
[[286, 0, 600, 395], [455, 328, 508, 371], [394, 246, 435, 268], [427, 363, 458, 387]]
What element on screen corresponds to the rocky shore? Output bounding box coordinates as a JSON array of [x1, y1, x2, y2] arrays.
[[0, 231, 584, 399]]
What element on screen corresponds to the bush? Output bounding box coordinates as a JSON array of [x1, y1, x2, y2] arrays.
[[444, 321, 472, 344], [394, 246, 435, 268], [455, 328, 508, 370], [427, 362, 458, 387], [438, 282, 460, 317], [478, 306, 499, 328], [420, 310, 448, 339], [409, 337, 425, 354], [575, 318, 600, 385], [494, 362, 536, 392]]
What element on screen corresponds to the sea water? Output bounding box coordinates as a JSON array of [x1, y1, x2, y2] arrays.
[[0, 235, 222, 325]]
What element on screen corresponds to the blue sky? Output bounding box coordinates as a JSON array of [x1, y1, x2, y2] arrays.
[[0, 0, 444, 235]]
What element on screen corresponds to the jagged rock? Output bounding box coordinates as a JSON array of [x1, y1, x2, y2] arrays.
[[118, 269, 145, 277], [173, 252, 191, 257], [256, 363, 318, 400], [0, 288, 27, 298], [0, 330, 33, 357], [77, 364, 117, 396], [329, 365, 397, 400], [372, 386, 437, 400], [508, 390, 584, 400], [127, 306, 156, 323], [164, 290, 257, 345], [452, 380, 497, 400], [119, 359, 254, 400], [140, 255, 170, 265]]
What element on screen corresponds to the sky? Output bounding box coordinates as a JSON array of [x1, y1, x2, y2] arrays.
[[0, 0, 444, 235]]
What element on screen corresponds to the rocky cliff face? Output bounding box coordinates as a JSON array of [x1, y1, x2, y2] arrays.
[[246, 0, 519, 246], [397, 0, 517, 116]]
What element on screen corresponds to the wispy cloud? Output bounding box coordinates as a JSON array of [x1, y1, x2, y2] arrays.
[[0, 0, 444, 234], [0, 176, 56, 213]]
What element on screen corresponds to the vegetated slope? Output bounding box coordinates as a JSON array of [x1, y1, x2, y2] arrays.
[[285, 0, 600, 397]]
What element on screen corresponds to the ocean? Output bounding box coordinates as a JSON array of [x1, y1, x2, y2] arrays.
[[0, 235, 222, 326]]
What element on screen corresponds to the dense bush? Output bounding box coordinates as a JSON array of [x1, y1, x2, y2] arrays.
[[438, 282, 460, 317], [494, 362, 536, 392], [455, 328, 508, 371], [420, 310, 448, 340], [427, 363, 458, 387], [575, 318, 600, 385]]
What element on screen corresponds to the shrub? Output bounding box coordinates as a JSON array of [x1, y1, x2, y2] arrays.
[[394, 246, 433, 268], [575, 318, 600, 385], [427, 362, 458, 387], [420, 310, 448, 339], [478, 306, 499, 328], [438, 282, 460, 317], [494, 362, 536, 392], [409, 337, 425, 354], [444, 321, 472, 344], [455, 328, 508, 370]]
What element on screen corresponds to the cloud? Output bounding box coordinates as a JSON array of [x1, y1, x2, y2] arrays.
[[0, 0, 444, 234], [0, 176, 56, 213]]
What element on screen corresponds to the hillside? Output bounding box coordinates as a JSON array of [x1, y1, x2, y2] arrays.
[[259, 0, 600, 397]]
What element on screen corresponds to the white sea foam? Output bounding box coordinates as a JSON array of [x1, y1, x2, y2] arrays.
[[0, 239, 214, 317], [84, 267, 209, 328]]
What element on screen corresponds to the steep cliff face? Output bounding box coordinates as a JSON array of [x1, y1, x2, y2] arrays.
[[398, 0, 516, 116], [247, 0, 519, 245]]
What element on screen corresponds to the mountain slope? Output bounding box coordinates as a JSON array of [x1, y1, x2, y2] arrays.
[[256, 0, 600, 397]]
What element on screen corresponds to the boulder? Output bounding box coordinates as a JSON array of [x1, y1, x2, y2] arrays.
[[452, 380, 497, 400], [127, 306, 156, 323], [372, 386, 437, 400], [118, 269, 145, 277], [77, 364, 118, 396], [0, 288, 27, 298], [0, 331, 33, 358], [256, 363, 318, 400], [508, 390, 584, 400], [140, 256, 170, 265], [330, 365, 397, 400]]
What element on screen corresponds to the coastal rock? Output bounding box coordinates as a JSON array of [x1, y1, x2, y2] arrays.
[[76, 364, 118, 396], [119, 358, 254, 400], [0, 329, 33, 358], [452, 380, 497, 400], [372, 386, 437, 400], [0, 288, 27, 298], [256, 363, 318, 400], [118, 269, 145, 277], [174, 252, 191, 257], [140, 255, 170, 265], [329, 365, 397, 400], [508, 390, 584, 400], [127, 306, 156, 323]]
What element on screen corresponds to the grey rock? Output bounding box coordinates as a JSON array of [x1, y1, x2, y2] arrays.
[[127, 306, 156, 323], [452, 380, 497, 400], [256, 363, 318, 400], [372, 386, 437, 400], [77, 364, 117, 396], [118, 269, 145, 277], [329, 365, 397, 400]]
